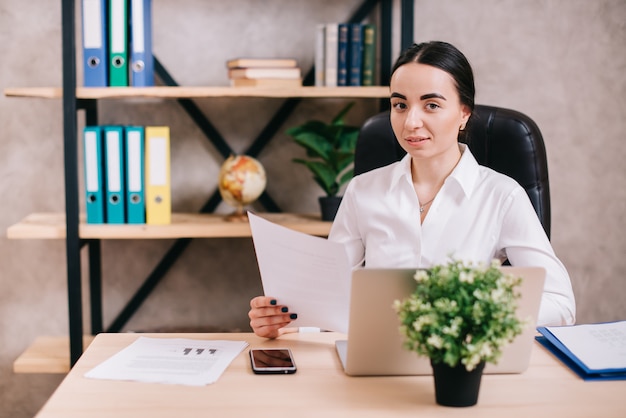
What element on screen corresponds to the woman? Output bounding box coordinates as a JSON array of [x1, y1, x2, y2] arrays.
[[249, 41, 576, 338]]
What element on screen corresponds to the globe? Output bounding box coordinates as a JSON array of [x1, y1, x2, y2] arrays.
[[218, 155, 267, 221]]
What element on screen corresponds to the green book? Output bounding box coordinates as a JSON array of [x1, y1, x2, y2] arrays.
[[361, 24, 376, 86]]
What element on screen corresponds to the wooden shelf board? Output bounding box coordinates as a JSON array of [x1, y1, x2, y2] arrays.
[[14, 335, 95, 374], [7, 212, 331, 239], [4, 86, 390, 99]]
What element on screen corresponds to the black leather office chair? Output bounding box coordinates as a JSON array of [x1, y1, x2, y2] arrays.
[[354, 105, 551, 238]]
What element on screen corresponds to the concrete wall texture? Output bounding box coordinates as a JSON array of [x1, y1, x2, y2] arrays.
[[1, 0, 624, 416]]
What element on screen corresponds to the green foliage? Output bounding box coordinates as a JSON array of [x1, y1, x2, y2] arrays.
[[394, 259, 526, 371], [286, 102, 360, 196]]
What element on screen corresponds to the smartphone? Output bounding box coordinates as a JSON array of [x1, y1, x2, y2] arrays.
[[249, 348, 297, 374]]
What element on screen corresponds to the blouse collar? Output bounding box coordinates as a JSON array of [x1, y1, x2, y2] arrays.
[[390, 143, 480, 199]]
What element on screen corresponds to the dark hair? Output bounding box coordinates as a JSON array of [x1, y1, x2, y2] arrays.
[[391, 41, 475, 141]]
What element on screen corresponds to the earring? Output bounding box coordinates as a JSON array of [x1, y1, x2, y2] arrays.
[[459, 124, 466, 131]]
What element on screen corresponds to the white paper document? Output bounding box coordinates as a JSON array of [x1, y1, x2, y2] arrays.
[[85, 337, 249, 386], [248, 212, 351, 333], [545, 321, 626, 370]]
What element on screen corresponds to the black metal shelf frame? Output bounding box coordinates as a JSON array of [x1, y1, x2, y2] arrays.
[[60, 0, 414, 366]]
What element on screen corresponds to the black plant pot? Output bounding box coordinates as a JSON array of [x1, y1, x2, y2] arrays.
[[431, 360, 485, 407], [318, 196, 342, 221]]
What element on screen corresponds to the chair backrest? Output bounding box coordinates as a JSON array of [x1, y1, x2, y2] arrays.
[[353, 105, 551, 238]]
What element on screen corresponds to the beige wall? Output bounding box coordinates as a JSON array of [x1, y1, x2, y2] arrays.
[[1, 0, 624, 416]]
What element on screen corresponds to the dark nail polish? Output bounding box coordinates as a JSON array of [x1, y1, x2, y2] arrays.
[[270, 299, 277, 305], [290, 313, 298, 320], [281, 307, 288, 312]]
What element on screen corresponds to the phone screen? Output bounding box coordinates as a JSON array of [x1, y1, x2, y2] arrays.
[[249, 348, 297, 374]]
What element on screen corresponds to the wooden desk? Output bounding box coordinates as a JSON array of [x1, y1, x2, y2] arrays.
[[35, 332, 625, 418]]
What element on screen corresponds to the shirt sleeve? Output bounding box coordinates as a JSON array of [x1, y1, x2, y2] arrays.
[[328, 181, 366, 270], [499, 187, 576, 326]]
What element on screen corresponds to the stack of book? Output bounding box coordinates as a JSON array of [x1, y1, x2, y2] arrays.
[[227, 58, 302, 88], [315, 23, 377, 87]]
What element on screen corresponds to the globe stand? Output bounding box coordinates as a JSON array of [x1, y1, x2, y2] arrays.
[[224, 205, 249, 222]]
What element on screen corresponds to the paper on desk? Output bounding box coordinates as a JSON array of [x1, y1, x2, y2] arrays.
[[85, 337, 248, 386], [544, 321, 626, 371], [248, 212, 351, 333]]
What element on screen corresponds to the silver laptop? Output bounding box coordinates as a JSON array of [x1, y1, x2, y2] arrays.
[[335, 266, 546, 376]]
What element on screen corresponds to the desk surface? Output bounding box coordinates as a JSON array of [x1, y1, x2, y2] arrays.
[[35, 332, 626, 418]]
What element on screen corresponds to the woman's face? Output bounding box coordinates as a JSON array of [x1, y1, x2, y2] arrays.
[[389, 62, 470, 162]]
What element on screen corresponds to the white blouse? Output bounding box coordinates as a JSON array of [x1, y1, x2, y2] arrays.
[[329, 145, 575, 326]]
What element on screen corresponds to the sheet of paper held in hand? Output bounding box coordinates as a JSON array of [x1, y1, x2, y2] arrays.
[[545, 321, 626, 370], [248, 212, 351, 333], [84, 337, 249, 386]]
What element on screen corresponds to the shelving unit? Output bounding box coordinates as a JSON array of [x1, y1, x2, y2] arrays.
[[6, 0, 415, 368], [7, 212, 331, 240], [5, 86, 390, 99]]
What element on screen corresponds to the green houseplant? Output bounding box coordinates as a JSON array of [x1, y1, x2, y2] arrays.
[[285, 102, 360, 220], [394, 259, 526, 407]]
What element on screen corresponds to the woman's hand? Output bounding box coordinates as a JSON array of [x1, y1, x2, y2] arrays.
[[248, 296, 298, 339]]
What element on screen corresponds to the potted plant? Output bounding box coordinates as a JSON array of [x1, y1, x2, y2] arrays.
[[285, 102, 360, 221], [394, 259, 526, 407]]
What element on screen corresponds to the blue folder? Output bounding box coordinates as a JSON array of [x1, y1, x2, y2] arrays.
[[83, 126, 105, 223], [81, 0, 108, 86], [103, 126, 126, 224], [537, 323, 626, 381], [124, 126, 145, 223], [129, 0, 154, 87]]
